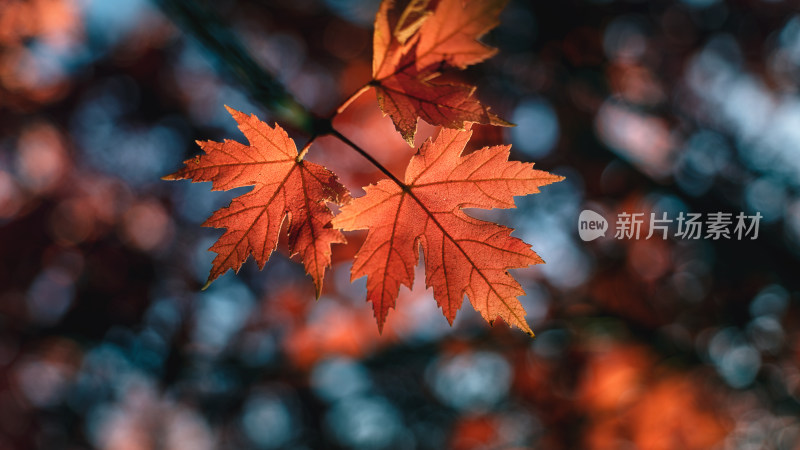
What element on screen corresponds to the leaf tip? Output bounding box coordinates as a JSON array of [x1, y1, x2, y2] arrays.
[[399, 122, 417, 146], [517, 320, 535, 337], [489, 113, 514, 128]]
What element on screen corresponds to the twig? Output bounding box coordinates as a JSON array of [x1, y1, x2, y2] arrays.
[[328, 128, 403, 186], [154, 0, 316, 134]]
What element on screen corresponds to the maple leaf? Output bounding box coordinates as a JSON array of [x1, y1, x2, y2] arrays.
[[332, 126, 564, 334], [163, 106, 348, 295], [413, 0, 508, 71], [369, 0, 511, 145], [372, 0, 432, 80], [374, 67, 510, 146]]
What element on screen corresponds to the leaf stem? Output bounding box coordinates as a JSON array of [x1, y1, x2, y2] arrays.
[[296, 140, 312, 161], [336, 85, 372, 115]]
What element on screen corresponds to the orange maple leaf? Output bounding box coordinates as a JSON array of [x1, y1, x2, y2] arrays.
[[374, 67, 509, 146], [368, 0, 511, 145], [372, 0, 432, 80], [163, 106, 348, 295], [332, 126, 563, 334], [413, 0, 508, 71]]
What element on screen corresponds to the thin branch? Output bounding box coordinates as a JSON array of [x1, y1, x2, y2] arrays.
[[154, 0, 316, 134], [328, 127, 405, 188]]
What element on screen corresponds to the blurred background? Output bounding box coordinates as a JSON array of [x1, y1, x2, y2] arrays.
[[1, 0, 800, 448]]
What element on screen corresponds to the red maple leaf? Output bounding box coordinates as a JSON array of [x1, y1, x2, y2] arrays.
[[368, 0, 511, 145], [332, 126, 563, 334], [413, 0, 508, 71], [163, 106, 348, 295]]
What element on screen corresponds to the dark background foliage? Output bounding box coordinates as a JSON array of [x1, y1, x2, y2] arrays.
[[1, 0, 799, 448]]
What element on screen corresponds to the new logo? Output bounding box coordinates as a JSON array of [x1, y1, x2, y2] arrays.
[[578, 210, 608, 241]]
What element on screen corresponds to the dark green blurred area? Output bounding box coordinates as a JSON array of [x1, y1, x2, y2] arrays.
[[1, 0, 800, 448]]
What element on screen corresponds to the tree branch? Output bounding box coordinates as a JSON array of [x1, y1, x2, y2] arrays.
[[154, 0, 317, 134]]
